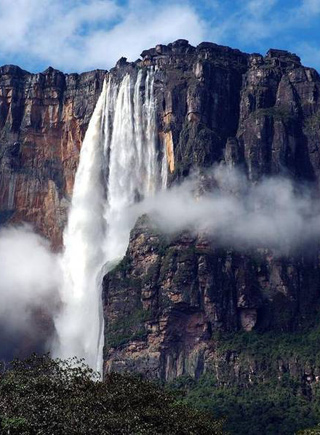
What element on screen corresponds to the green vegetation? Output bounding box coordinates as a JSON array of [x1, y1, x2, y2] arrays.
[[169, 327, 320, 434], [0, 354, 223, 435], [141, 262, 160, 286], [111, 255, 132, 274], [160, 248, 177, 280], [214, 323, 320, 363], [105, 307, 152, 349], [171, 373, 320, 435]]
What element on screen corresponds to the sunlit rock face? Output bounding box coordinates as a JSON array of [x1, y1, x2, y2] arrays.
[[0, 65, 106, 249], [146, 41, 320, 187]]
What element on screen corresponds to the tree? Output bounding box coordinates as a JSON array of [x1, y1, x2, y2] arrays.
[[0, 354, 223, 434]]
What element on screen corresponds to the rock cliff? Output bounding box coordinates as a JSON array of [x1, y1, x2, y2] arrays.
[[2, 40, 319, 246], [0, 65, 106, 248], [102, 214, 320, 381], [101, 40, 320, 394], [1, 40, 320, 391]]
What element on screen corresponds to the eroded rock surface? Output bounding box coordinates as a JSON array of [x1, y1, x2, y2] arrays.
[[1, 41, 320, 246]]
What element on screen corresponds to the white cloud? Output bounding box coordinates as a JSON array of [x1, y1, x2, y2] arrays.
[[134, 166, 320, 254], [0, 225, 61, 332], [0, 0, 206, 72], [0, 0, 318, 72], [206, 0, 320, 67], [247, 0, 277, 18], [82, 1, 205, 70], [300, 0, 320, 15]]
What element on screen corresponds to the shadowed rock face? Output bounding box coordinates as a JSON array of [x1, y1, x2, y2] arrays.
[[1, 40, 320, 382], [102, 215, 320, 381], [137, 40, 320, 186], [101, 41, 320, 384]]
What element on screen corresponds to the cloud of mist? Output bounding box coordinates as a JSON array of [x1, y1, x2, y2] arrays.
[[127, 166, 320, 253], [0, 225, 61, 343]]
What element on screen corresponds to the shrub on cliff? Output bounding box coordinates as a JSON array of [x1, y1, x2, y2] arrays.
[[0, 354, 223, 434]]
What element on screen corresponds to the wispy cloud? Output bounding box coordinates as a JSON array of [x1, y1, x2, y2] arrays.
[[208, 0, 319, 44], [0, 0, 318, 72], [0, 0, 205, 72], [82, 1, 206, 70], [205, 0, 320, 69], [299, 0, 320, 15], [0, 225, 60, 333]]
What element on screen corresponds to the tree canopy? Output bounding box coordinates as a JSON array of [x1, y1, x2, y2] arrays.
[[0, 354, 223, 435]]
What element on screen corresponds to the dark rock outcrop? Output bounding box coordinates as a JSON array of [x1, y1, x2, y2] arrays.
[[101, 40, 320, 386], [137, 40, 319, 186], [102, 215, 320, 381]]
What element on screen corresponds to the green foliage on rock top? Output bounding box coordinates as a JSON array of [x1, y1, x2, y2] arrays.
[[0, 354, 223, 435], [214, 322, 320, 363], [169, 325, 320, 434]]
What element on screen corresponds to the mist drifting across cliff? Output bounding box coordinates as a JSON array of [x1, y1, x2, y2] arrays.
[[1, 166, 320, 362], [133, 166, 320, 253], [0, 225, 61, 359]]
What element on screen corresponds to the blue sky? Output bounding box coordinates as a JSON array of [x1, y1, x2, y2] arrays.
[[0, 0, 319, 73]]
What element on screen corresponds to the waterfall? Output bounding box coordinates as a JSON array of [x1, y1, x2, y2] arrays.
[[54, 69, 167, 373]]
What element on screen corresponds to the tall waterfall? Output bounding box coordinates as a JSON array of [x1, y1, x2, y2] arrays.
[[54, 69, 167, 373]]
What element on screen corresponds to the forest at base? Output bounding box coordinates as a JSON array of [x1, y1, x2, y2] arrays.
[[172, 373, 320, 435], [0, 353, 320, 435], [0, 354, 221, 435]]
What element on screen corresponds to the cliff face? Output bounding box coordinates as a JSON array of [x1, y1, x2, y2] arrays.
[[0, 65, 105, 248], [137, 40, 320, 185], [2, 41, 319, 248], [1, 40, 320, 387], [102, 215, 320, 382], [101, 41, 320, 386]]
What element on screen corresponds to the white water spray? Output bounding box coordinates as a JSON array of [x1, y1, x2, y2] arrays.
[[54, 69, 167, 373]]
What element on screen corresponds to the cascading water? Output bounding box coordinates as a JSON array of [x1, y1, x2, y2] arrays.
[[54, 69, 167, 373]]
